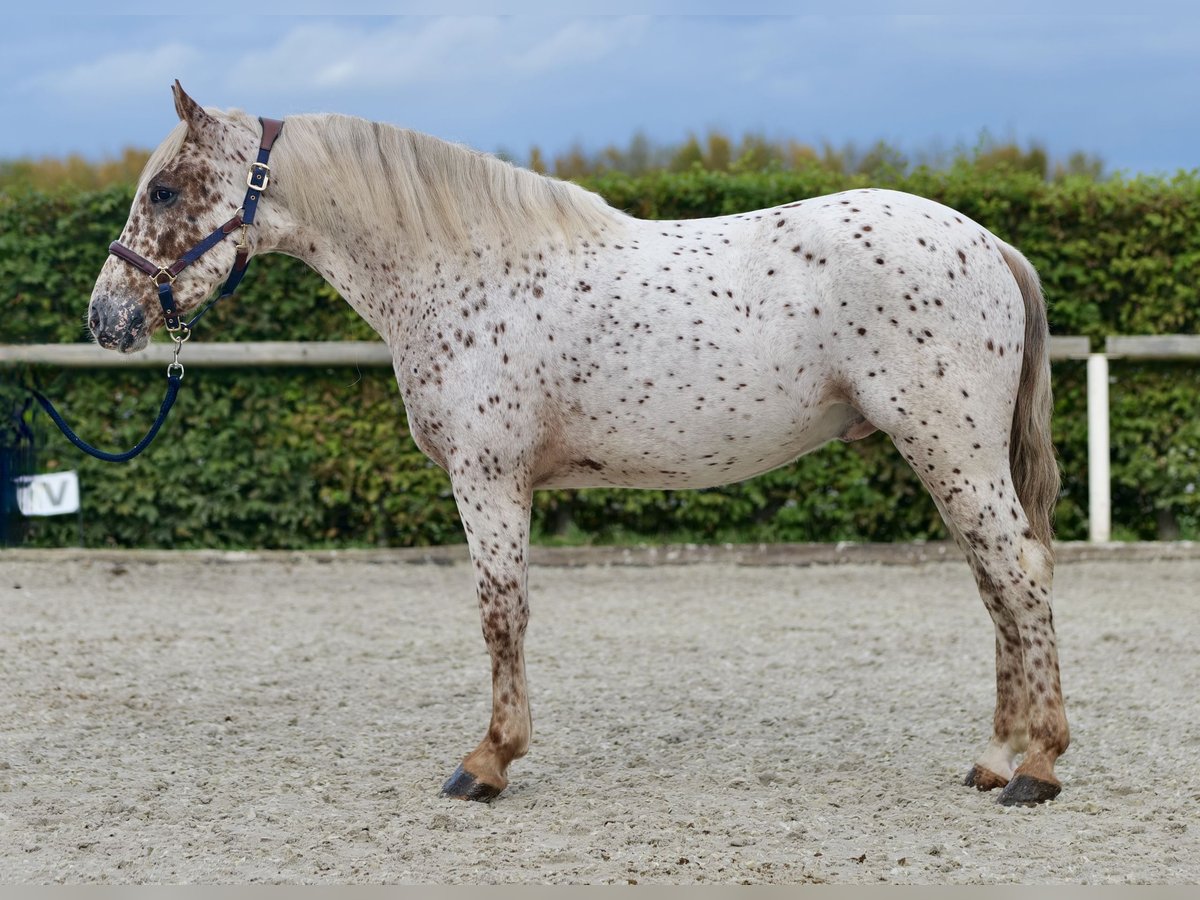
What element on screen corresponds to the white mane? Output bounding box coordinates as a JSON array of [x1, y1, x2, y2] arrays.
[[208, 109, 626, 250]]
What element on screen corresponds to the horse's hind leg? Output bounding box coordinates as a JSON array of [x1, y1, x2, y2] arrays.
[[892, 428, 1069, 803], [927, 506, 1030, 792], [957, 538, 1034, 793], [964, 605, 1029, 792], [440, 478, 534, 801], [848, 358, 1069, 803], [963, 524, 1067, 805]]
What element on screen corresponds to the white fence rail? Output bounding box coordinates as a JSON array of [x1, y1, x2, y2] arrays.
[[0, 341, 394, 368], [0, 336, 1096, 367], [1106, 334, 1200, 361], [3, 335, 1196, 543]]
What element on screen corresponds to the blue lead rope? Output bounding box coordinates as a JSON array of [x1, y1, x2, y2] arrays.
[[31, 374, 182, 463]]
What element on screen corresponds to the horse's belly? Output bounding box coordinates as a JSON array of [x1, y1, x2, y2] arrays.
[[539, 399, 861, 490]]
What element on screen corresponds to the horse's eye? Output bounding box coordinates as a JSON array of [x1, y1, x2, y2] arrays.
[[150, 187, 177, 205]]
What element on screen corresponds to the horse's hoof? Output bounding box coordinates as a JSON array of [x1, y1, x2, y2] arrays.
[[997, 773, 1061, 806], [440, 764, 504, 802], [964, 765, 1009, 791]]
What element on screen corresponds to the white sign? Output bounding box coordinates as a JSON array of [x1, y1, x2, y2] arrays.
[[15, 471, 80, 516]]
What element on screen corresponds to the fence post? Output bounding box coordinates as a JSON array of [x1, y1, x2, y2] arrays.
[[1087, 353, 1111, 543]]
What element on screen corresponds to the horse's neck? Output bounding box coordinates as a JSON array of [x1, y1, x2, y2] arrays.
[[269, 203, 585, 343], [263, 144, 620, 338]]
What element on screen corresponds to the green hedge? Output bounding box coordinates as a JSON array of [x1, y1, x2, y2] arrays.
[[2, 164, 1198, 547]]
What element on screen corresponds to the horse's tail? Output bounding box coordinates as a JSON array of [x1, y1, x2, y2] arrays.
[[997, 240, 1060, 553]]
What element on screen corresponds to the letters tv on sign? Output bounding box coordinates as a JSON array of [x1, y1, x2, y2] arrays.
[[15, 471, 80, 517]]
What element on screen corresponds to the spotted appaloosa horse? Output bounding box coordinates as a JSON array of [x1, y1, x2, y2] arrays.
[[89, 84, 1069, 806]]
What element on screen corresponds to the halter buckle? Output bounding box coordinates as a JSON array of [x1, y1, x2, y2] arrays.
[[247, 162, 270, 191], [235, 223, 250, 251]]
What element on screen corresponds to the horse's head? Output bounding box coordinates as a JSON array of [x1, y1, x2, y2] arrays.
[[89, 82, 265, 352]]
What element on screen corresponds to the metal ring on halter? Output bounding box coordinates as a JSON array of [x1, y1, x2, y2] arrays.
[[172, 325, 192, 344], [153, 267, 176, 287]]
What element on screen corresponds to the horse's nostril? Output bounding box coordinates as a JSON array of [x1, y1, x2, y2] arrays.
[[129, 307, 146, 330]]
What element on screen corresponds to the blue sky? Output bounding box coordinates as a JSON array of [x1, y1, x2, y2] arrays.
[[3, 14, 1199, 174]]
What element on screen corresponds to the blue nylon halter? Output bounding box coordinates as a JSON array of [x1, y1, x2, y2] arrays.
[[31, 117, 284, 463]]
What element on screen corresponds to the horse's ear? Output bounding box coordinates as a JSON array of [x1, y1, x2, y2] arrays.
[[171, 80, 218, 138]]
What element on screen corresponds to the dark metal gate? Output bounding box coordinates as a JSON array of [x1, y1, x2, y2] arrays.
[[1, 391, 36, 547]]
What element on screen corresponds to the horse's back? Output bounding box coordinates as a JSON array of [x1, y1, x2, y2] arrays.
[[533, 188, 1024, 490]]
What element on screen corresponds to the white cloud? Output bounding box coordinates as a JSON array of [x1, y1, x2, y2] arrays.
[[22, 42, 202, 100], [230, 18, 505, 91], [509, 17, 649, 74], [226, 17, 647, 93]]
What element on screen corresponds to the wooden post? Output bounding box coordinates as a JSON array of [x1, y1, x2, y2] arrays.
[[1087, 353, 1111, 543]]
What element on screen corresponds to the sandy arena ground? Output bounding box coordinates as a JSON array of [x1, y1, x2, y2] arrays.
[[0, 548, 1197, 884]]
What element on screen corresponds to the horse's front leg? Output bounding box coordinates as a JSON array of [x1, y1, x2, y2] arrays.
[[440, 476, 533, 802]]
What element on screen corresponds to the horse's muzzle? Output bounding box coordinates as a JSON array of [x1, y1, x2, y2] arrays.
[[90, 296, 149, 353]]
